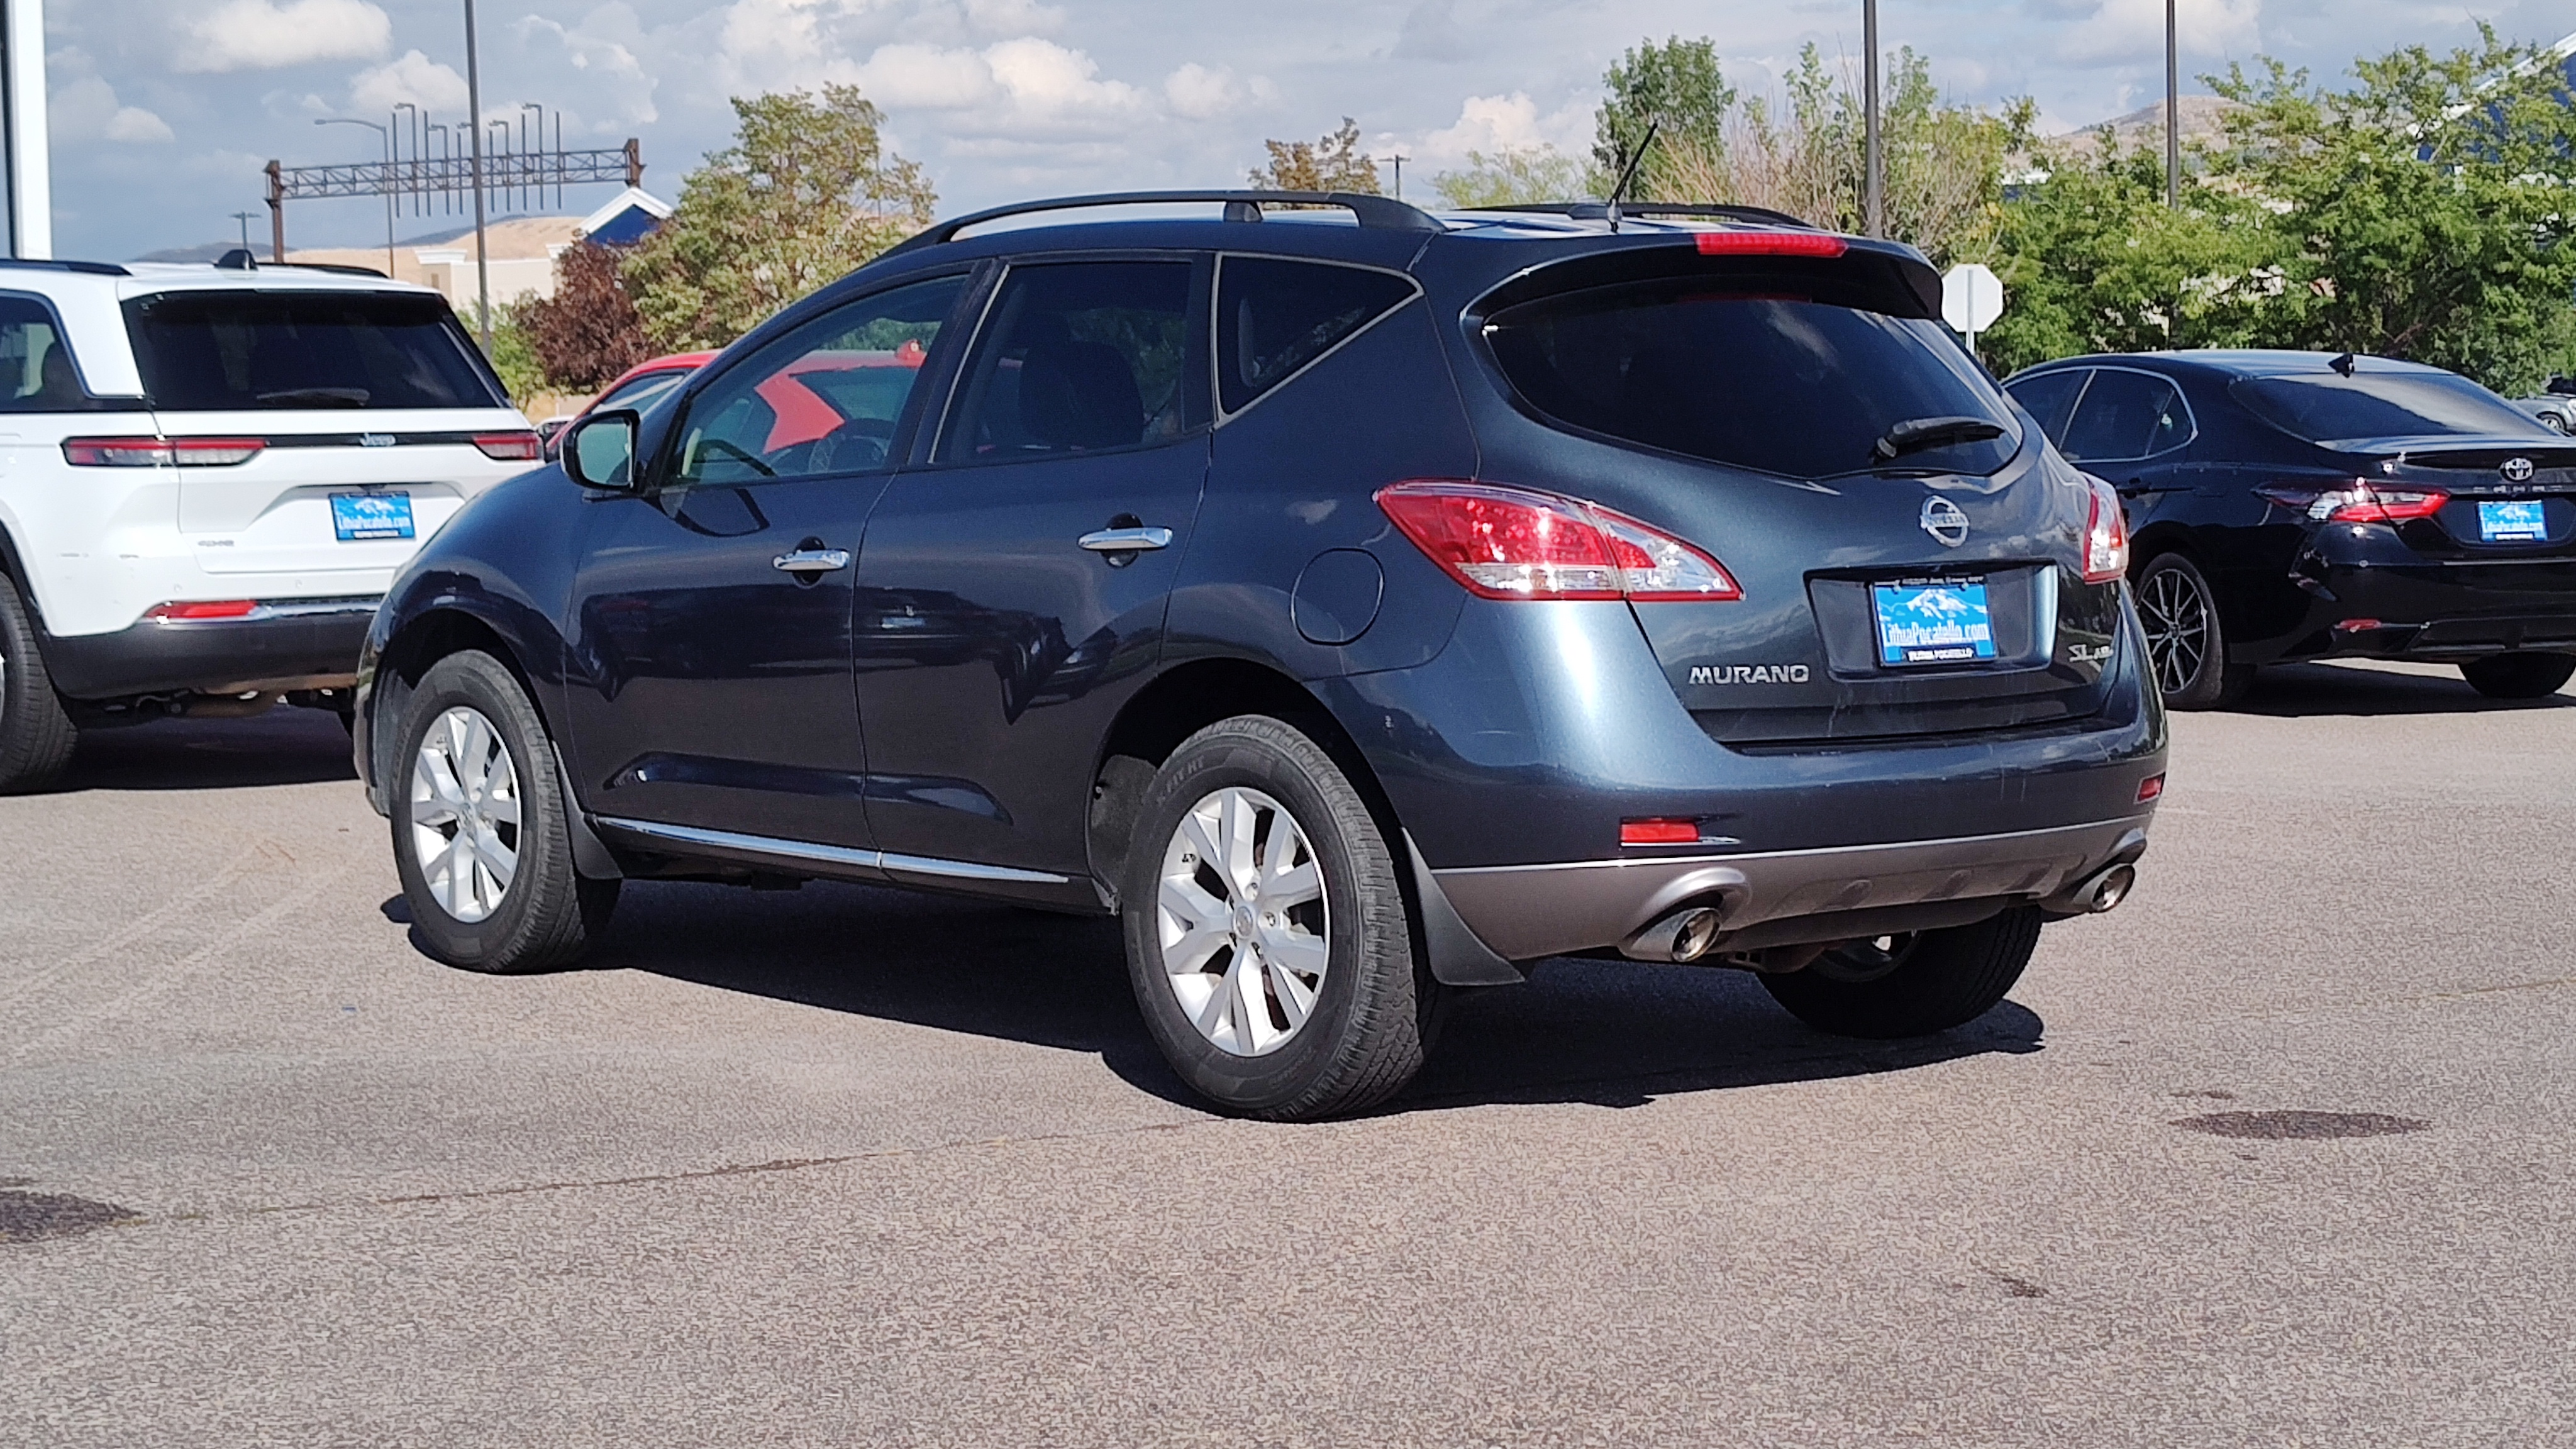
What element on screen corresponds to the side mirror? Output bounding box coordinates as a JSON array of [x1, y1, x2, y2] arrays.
[[562, 409, 641, 491]]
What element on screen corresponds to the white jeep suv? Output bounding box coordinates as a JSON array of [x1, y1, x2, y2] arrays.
[[0, 255, 538, 791]]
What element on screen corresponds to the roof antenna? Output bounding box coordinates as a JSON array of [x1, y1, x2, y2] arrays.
[[1606, 117, 1660, 235], [2329, 351, 2357, 377]]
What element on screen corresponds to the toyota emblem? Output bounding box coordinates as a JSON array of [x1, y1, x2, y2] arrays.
[[2501, 456, 2536, 483], [1920, 496, 1970, 547]]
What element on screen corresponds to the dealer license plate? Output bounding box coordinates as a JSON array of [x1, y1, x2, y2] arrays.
[[1874, 577, 1999, 666], [330, 491, 414, 541], [2478, 499, 2547, 543]]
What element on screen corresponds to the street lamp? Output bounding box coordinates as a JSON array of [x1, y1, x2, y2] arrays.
[[462, 0, 493, 350], [394, 102, 420, 218], [316, 116, 394, 276], [1863, 0, 1882, 238], [2165, 0, 2180, 208]]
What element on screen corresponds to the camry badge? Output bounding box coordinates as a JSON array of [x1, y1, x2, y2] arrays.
[[2501, 457, 2536, 482], [1919, 496, 1970, 547]]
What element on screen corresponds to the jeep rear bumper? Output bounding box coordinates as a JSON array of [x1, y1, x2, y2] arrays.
[[40, 599, 379, 699]]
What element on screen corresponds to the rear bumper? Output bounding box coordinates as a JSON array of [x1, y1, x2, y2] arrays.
[[1435, 815, 2153, 960], [40, 599, 379, 699], [2255, 547, 2576, 662]]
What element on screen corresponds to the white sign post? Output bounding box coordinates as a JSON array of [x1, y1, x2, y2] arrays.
[[1942, 262, 2004, 357]]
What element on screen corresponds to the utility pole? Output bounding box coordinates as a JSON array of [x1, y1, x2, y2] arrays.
[[462, 0, 493, 350], [230, 211, 257, 250], [2165, 0, 2180, 208], [1378, 152, 1409, 201], [1863, 0, 1883, 238]]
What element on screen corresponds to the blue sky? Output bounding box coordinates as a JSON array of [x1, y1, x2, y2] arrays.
[[42, 0, 2576, 259]]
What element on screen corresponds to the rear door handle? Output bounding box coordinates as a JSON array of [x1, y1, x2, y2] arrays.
[[1077, 526, 1175, 553], [772, 547, 852, 574]]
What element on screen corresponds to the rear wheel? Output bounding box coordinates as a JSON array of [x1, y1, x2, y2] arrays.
[[2460, 652, 2576, 700], [2136, 553, 2253, 710], [0, 572, 78, 794], [1760, 908, 2042, 1039], [391, 650, 617, 972], [1122, 716, 1430, 1120]]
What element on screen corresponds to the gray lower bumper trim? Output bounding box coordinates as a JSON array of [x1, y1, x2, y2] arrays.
[[595, 817, 1072, 886], [1433, 816, 2155, 961]]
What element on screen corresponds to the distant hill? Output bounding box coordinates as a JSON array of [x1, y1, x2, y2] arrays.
[[2043, 96, 2245, 159]]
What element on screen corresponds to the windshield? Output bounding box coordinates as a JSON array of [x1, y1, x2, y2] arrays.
[[2231, 370, 2551, 446], [1482, 280, 2020, 479], [125, 291, 505, 411]]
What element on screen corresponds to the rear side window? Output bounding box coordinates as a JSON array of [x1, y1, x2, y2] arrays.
[[2058, 369, 2190, 462], [125, 291, 504, 411], [1216, 257, 1414, 415], [2231, 370, 2550, 446], [1483, 279, 2020, 479], [935, 261, 1197, 462], [2004, 369, 2086, 442], [0, 294, 91, 411]]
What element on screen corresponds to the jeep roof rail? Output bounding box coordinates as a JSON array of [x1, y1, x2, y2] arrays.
[[280, 262, 392, 279], [884, 189, 1445, 258], [0, 257, 132, 277], [1460, 201, 1819, 230]]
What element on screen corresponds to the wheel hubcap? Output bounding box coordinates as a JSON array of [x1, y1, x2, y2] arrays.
[[408, 706, 521, 923], [2139, 567, 2211, 696], [1156, 786, 1330, 1057]]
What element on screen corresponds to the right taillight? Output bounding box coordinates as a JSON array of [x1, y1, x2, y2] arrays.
[[2255, 481, 2448, 523], [2081, 475, 2129, 584], [1375, 480, 1741, 602]]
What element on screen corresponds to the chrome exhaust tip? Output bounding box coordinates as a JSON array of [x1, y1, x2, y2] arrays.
[[1622, 906, 1725, 963], [2082, 863, 2136, 914]]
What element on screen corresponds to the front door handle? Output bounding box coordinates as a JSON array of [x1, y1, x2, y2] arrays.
[[772, 547, 852, 574], [1077, 526, 1175, 553]]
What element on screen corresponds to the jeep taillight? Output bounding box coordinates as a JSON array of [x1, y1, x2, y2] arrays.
[[1375, 480, 1741, 602], [62, 436, 265, 467], [2081, 475, 2129, 584], [472, 430, 543, 461], [2255, 481, 2448, 524]]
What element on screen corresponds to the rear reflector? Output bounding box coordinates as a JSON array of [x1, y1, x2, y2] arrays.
[[2136, 774, 2166, 804], [1375, 480, 1741, 602], [2081, 475, 2129, 585], [1695, 231, 1849, 258], [62, 436, 264, 467], [145, 600, 259, 621], [1621, 818, 1703, 845], [472, 430, 544, 462], [2333, 618, 2385, 633]]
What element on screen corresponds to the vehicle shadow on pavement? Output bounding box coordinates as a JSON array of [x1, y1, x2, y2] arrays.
[[582, 878, 2043, 1116], [55, 709, 356, 792], [2235, 661, 2575, 718]]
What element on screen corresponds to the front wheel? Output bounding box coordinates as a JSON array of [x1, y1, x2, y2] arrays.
[[1760, 909, 2042, 1039], [390, 650, 617, 972], [1121, 716, 1430, 1120], [2460, 652, 2576, 700], [2136, 553, 2253, 710]]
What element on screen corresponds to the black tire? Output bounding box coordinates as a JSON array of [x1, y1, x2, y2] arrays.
[[2460, 652, 2576, 700], [0, 571, 78, 794], [2135, 552, 2253, 709], [1759, 908, 2043, 1040], [1121, 715, 1428, 1120], [389, 650, 616, 972]]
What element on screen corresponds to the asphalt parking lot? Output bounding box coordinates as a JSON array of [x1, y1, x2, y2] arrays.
[[4, 658, 2572, 1446]]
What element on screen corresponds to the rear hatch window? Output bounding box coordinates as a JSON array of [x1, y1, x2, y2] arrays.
[[125, 291, 505, 411], [2231, 370, 2551, 447], [1483, 273, 2019, 479]]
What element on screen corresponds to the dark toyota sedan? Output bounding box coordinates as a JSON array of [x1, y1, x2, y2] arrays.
[[2004, 351, 2576, 707]]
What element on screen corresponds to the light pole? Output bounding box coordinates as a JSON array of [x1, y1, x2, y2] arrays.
[[230, 211, 258, 250], [1863, 0, 1882, 238], [462, 0, 493, 350], [394, 103, 419, 218], [316, 116, 394, 275], [2165, 0, 2180, 208]]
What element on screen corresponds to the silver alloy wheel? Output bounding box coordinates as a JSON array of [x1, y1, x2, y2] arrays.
[[408, 705, 522, 923], [1156, 786, 1331, 1057], [2138, 565, 2212, 697]]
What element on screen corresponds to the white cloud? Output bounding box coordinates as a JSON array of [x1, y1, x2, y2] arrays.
[[963, 0, 1064, 35], [176, 0, 392, 75], [1415, 92, 1594, 168], [980, 38, 1145, 127], [348, 50, 471, 116], [2056, 0, 2263, 66], [1162, 62, 1274, 121], [47, 48, 175, 145], [105, 107, 179, 144], [516, 10, 661, 128], [852, 43, 1001, 109]]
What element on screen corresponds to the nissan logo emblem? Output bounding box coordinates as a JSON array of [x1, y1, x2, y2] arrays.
[[2501, 456, 2536, 482], [1920, 496, 1970, 547]]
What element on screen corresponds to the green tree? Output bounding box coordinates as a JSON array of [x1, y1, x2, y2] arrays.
[[1593, 36, 1735, 199], [622, 86, 937, 351], [1430, 146, 1586, 208], [481, 301, 546, 406], [1249, 118, 1382, 193]]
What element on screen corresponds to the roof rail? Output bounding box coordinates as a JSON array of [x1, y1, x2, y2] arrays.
[[281, 262, 392, 279], [1460, 201, 1819, 230], [0, 257, 131, 277], [882, 189, 1444, 258]]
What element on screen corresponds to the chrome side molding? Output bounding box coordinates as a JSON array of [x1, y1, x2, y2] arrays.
[[594, 816, 1073, 885]]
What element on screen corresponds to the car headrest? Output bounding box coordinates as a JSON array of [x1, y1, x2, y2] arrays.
[[1018, 340, 1143, 451]]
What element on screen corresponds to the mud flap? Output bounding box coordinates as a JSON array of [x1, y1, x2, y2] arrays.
[[1403, 830, 1524, 986]]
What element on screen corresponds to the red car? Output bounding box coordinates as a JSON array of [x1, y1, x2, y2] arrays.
[[538, 341, 930, 461]]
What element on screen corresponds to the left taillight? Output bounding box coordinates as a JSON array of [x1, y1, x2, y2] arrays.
[[1375, 479, 1743, 602], [62, 436, 264, 467], [473, 431, 544, 462], [2255, 481, 2448, 524], [2081, 475, 2129, 585]]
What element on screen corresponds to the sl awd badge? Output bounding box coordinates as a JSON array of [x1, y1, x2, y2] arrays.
[[1920, 496, 1970, 547]]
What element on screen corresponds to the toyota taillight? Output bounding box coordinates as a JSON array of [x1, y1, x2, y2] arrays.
[[2081, 475, 2129, 584], [1375, 480, 1742, 602], [62, 436, 264, 467], [472, 430, 543, 461], [2255, 482, 2448, 523]]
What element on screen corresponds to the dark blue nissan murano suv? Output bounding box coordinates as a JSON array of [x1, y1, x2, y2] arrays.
[[355, 191, 2167, 1119]]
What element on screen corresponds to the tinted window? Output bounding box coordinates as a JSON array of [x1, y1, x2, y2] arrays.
[[2231, 370, 2551, 445], [125, 291, 502, 411], [1483, 281, 2020, 479], [2004, 369, 2087, 443], [0, 295, 90, 411], [1216, 257, 1413, 414], [935, 262, 1194, 462], [2059, 369, 2189, 461], [674, 276, 962, 486]]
